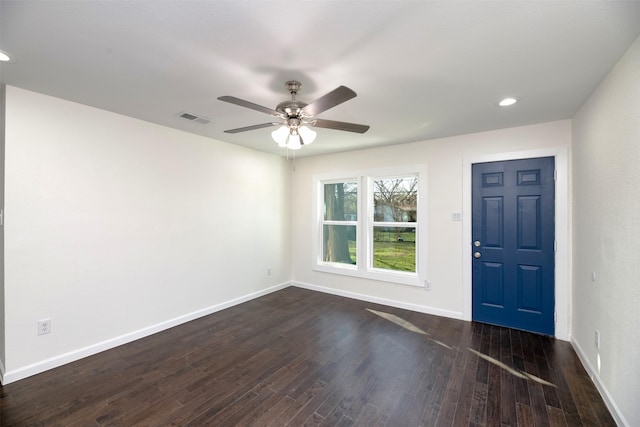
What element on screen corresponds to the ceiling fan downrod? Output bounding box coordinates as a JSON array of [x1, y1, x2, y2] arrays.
[[286, 80, 301, 98]]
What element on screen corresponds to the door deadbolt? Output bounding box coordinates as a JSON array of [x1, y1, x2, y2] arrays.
[[473, 252, 482, 259], [473, 241, 481, 247]]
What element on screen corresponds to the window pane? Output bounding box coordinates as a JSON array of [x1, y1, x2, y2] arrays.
[[324, 182, 357, 221], [373, 226, 415, 272], [373, 177, 417, 222], [323, 225, 356, 265]]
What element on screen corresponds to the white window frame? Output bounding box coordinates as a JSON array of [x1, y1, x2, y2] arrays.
[[313, 165, 427, 287]]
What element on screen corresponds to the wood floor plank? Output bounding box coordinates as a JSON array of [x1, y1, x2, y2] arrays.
[[258, 379, 326, 426], [469, 381, 488, 425], [484, 326, 502, 426], [420, 354, 455, 425], [512, 354, 531, 405], [302, 411, 325, 426], [450, 347, 478, 426], [485, 362, 502, 426], [516, 402, 535, 427], [226, 382, 281, 424], [475, 323, 491, 385], [279, 359, 353, 426], [434, 348, 468, 426], [547, 404, 568, 427], [499, 327, 517, 426], [0, 287, 616, 426], [352, 402, 380, 426]]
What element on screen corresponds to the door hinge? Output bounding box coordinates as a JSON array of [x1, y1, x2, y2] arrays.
[[554, 311, 557, 324], [554, 240, 557, 253], [554, 169, 557, 181]]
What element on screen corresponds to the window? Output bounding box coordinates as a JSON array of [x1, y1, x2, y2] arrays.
[[314, 167, 426, 287], [322, 180, 358, 267], [371, 176, 417, 273]]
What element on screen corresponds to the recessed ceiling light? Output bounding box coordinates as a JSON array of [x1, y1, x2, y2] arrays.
[[499, 97, 518, 107], [0, 50, 13, 62]]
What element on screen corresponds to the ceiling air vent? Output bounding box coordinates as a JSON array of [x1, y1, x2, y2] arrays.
[[178, 111, 211, 125]]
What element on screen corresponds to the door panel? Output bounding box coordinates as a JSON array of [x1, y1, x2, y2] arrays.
[[517, 265, 542, 312], [482, 262, 504, 307], [482, 197, 504, 247], [472, 157, 555, 335]]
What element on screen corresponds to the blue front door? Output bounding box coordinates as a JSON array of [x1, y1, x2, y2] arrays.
[[472, 157, 555, 335]]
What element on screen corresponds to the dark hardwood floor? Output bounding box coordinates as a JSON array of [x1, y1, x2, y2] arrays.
[[0, 287, 614, 426]]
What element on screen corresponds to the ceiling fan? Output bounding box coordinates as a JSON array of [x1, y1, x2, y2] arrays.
[[217, 80, 369, 150]]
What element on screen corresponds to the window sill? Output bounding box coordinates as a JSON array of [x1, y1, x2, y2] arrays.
[[313, 263, 423, 287]]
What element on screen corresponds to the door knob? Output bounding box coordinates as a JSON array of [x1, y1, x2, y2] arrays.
[[474, 252, 482, 259], [473, 241, 481, 247]]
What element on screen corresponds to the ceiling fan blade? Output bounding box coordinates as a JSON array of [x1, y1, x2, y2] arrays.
[[312, 119, 370, 134], [218, 96, 285, 118], [302, 86, 357, 117], [223, 122, 279, 134]]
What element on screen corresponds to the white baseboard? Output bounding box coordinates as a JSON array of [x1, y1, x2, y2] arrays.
[[292, 281, 464, 320], [0, 282, 290, 385], [571, 338, 628, 427]]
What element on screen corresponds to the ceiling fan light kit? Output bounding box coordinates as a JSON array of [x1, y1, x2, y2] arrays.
[[272, 124, 316, 150], [218, 80, 369, 150]]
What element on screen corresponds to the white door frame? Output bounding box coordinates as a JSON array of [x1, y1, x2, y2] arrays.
[[462, 147, 570, 341]]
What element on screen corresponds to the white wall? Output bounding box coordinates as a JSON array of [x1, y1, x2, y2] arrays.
[[291, 120, 571, 323], [572, 36, 640, 427], [2, 86, 291, 382]]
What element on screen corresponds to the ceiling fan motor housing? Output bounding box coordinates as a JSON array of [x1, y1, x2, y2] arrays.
[[275, 100, 307, 118]]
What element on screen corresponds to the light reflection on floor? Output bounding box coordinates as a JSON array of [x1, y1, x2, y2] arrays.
[[366, 308, 453, 350], [468, 348, 556, 387], [367, 308, 556, 387]]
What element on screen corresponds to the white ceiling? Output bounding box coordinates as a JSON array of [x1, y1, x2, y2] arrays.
[[1, 1, 639, 158]]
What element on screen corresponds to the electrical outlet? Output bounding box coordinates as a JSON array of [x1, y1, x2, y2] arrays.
[[38, 318, 52, 335], [595, 330, 600, 349], [424, 280, 432, 291], [267, 267, 272, 276]]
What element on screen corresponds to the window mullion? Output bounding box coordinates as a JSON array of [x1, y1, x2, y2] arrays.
[[371, 222, 416, 228], [366, 176, 374, 272], [323, 220, 356, 226], [358, 175, 368, 272]]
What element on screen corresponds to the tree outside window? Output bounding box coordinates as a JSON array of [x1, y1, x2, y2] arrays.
[[323, 181, 357, 265]]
